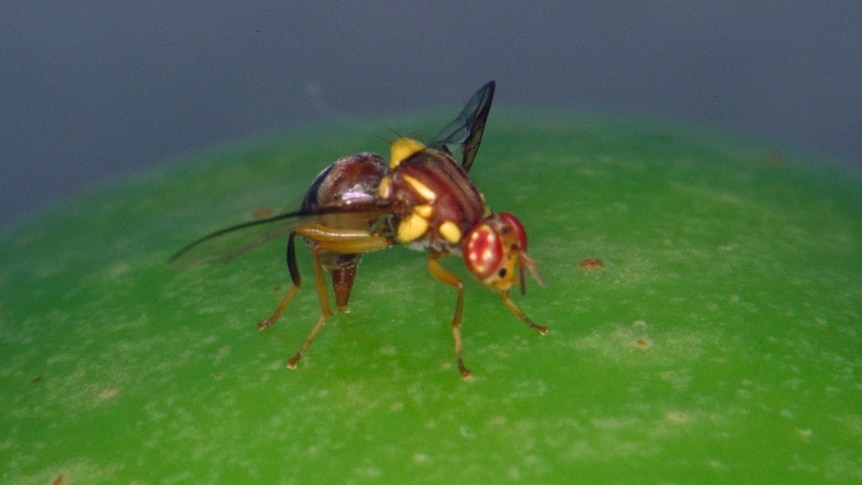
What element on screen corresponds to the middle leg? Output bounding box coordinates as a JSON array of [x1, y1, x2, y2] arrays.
[[426, 253, 471, 378]]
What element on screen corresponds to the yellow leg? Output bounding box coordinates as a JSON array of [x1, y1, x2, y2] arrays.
[[257, 284, 300, 331], [287, 247, 332, 369], [427, 253, 471, 378], [258, 233, 301, 331], [500, 289, 548, 334], [258, 226, 392, 368], [294, 222, 393, 253]]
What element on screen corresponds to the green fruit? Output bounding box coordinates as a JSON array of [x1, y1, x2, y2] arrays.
[[2, 117, 860, 483]]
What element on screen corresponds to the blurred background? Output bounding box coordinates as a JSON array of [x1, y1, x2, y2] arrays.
[[2, 2, 860, 228]]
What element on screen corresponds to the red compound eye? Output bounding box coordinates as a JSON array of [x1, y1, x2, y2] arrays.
[[463, 222, 503, 279], [499, 212, 527, 250]]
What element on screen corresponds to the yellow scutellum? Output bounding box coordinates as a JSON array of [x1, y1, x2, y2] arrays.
[[390, 138, 425, 169]]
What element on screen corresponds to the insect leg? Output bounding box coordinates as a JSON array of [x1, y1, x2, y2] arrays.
[[499, 289, 548, 335], [426, 253, 471, 378], [294, 222, 394, 253], [286, 245, 333, 369], [294, 223, 394, 313], [257, 233, 301, 331]]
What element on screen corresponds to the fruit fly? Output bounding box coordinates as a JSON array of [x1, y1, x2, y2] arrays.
[[170, 81, 546, 377]]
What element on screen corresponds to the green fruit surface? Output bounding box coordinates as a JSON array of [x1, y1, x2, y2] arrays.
[[1, 116, 861, 483]]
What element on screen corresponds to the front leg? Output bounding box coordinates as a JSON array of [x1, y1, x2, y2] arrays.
[[500, 288, 548, 335]]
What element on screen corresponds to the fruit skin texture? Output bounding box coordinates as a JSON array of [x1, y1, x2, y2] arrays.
[[1, 117, 860, 483]]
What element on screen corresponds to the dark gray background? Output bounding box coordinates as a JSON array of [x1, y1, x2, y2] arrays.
[[3, 2, 860, 228]]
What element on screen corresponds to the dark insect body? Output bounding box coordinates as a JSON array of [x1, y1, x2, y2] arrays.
[[171, 81, 545, 377]]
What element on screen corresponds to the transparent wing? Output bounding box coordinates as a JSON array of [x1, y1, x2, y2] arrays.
[[169, 211, 302, 267], [169, 202, 392, 268], [431, 80, 495, 172]]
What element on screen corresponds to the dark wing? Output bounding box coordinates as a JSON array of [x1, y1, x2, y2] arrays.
[[431, 80, 495, 172], [169, 202, 392, 268]]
